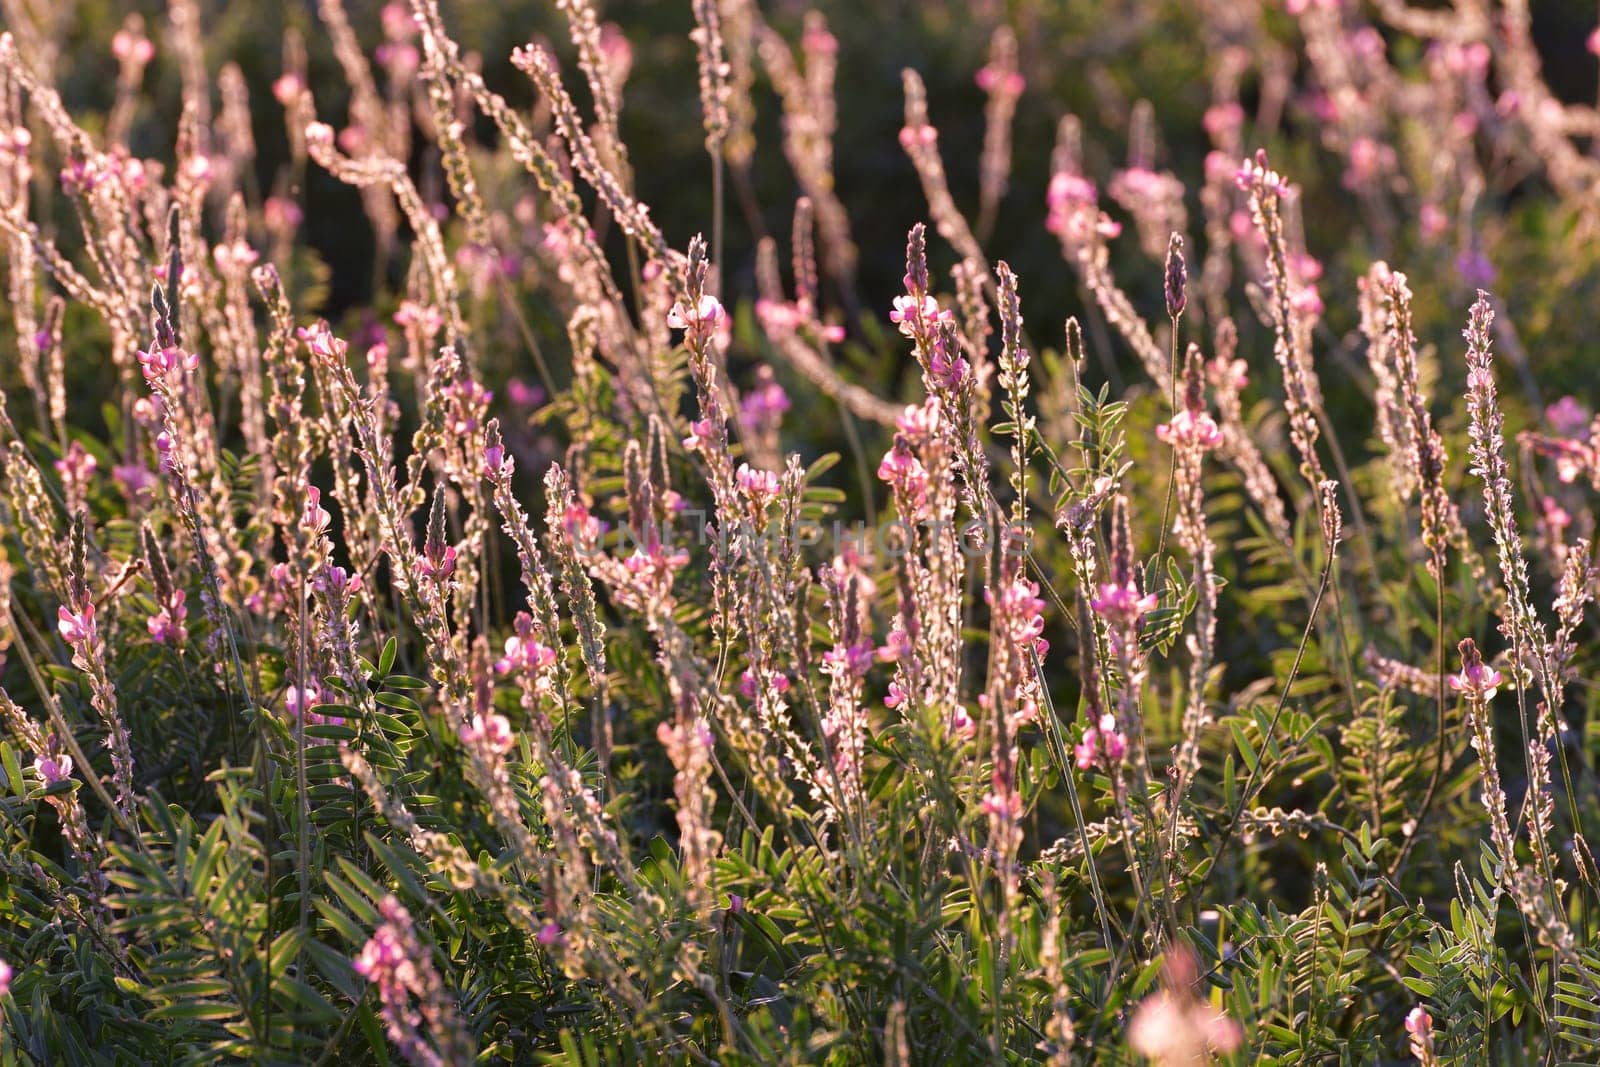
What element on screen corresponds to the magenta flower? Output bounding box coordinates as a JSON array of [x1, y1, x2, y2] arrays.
[[1091, 580, 1157, 628], [34, 752, 73, 787], [1450, 640, 1502, 702], [296, 321, 348, 365], [57, 603, 97, 650], [0, 957, 10, 997], [147, 589, 188, 646], [1546, 396, 1590, 438], [888, 294, 947, 340], [1074, 713, 1128, 771]]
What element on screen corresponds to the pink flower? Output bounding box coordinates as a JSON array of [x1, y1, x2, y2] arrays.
[[889, 294, 948, 340], [483, 440, 506, 477], [895, 398, 941, 442], [1546, 396, 1590, 438], [303, 486, 332, 537], [54, 441, 98, 494], [822, 641, 876, 679], [981, 787, 1022, 821], [1074, 713, 1128, 770], [285, 681, 323, 721], [1449, 654, 1502, 702], [738, 669, 791, 699], [624, 543, 689, 590], [682, 418, 716, 452], [418, 543, 457, 584], [34, 752, 73, 786], [111, 29, 154, 64], [1588, 27, 1600, 56], [147, 590, 188, 646], [739, 373, 790, 434], [496, 616, 557, 676], [1406, 1005, 1435, 1063], [928, 339, 970, 391], [460, 712, 515, 755], [1155, 408, 1223, 451], [667, 295, 725, 334], [136, 345, 197, 384], [57, 603, 96, 649], [537, 922, 563, 946], [949, 706, 976, 740], [878, 439, 930, 514], [0, 957, 10, 997], [1091, 581, 1157, 627], [296, 321, 348, 365], [562, 503, 601, 544], [736, 464, 781, 509]]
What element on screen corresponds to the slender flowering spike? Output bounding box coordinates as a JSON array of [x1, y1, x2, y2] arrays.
[[1164, 233, 1187, 319]]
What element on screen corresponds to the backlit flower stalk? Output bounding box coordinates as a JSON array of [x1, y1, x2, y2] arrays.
[[354, 895, 475, 1067], [60, 519, 136, 818], [1462, 293, 1573, 934]]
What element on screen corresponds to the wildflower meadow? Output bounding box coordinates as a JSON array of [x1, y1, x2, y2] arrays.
[[6, 0, 1600, 1062]]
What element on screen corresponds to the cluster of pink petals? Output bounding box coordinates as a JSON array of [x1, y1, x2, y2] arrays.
[[1449, 659, 1502, 701], [1074, 713, 1128, 770], [624, 542, 690, 591], [821, 641, 876, 680], [459, 712, 515, 755], [296, 320, 348, 365], [1046, 172, 1122, 244], [147, 589, 188, 646], [989, 575, 1049, 658], [888, 293, 950, 340], [496, 614, 556, 677], [738, 669, 792, 700], [736, 464, 781, 510], [54, 441, 98, 495], [739, 373, 790, 433], [877, 438, 929, 510], [667, 294, 725, 335], [1091, 579, 1157, 628], [1546, 396, 1590, 438], [136, 344, 197, 385], [286, 680, 342, 726], [928, 338, 970, 391], [1155, 408, 1223, 450]]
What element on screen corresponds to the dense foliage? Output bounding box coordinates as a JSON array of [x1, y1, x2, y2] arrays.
[[5, 0, 1600, 1063]]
